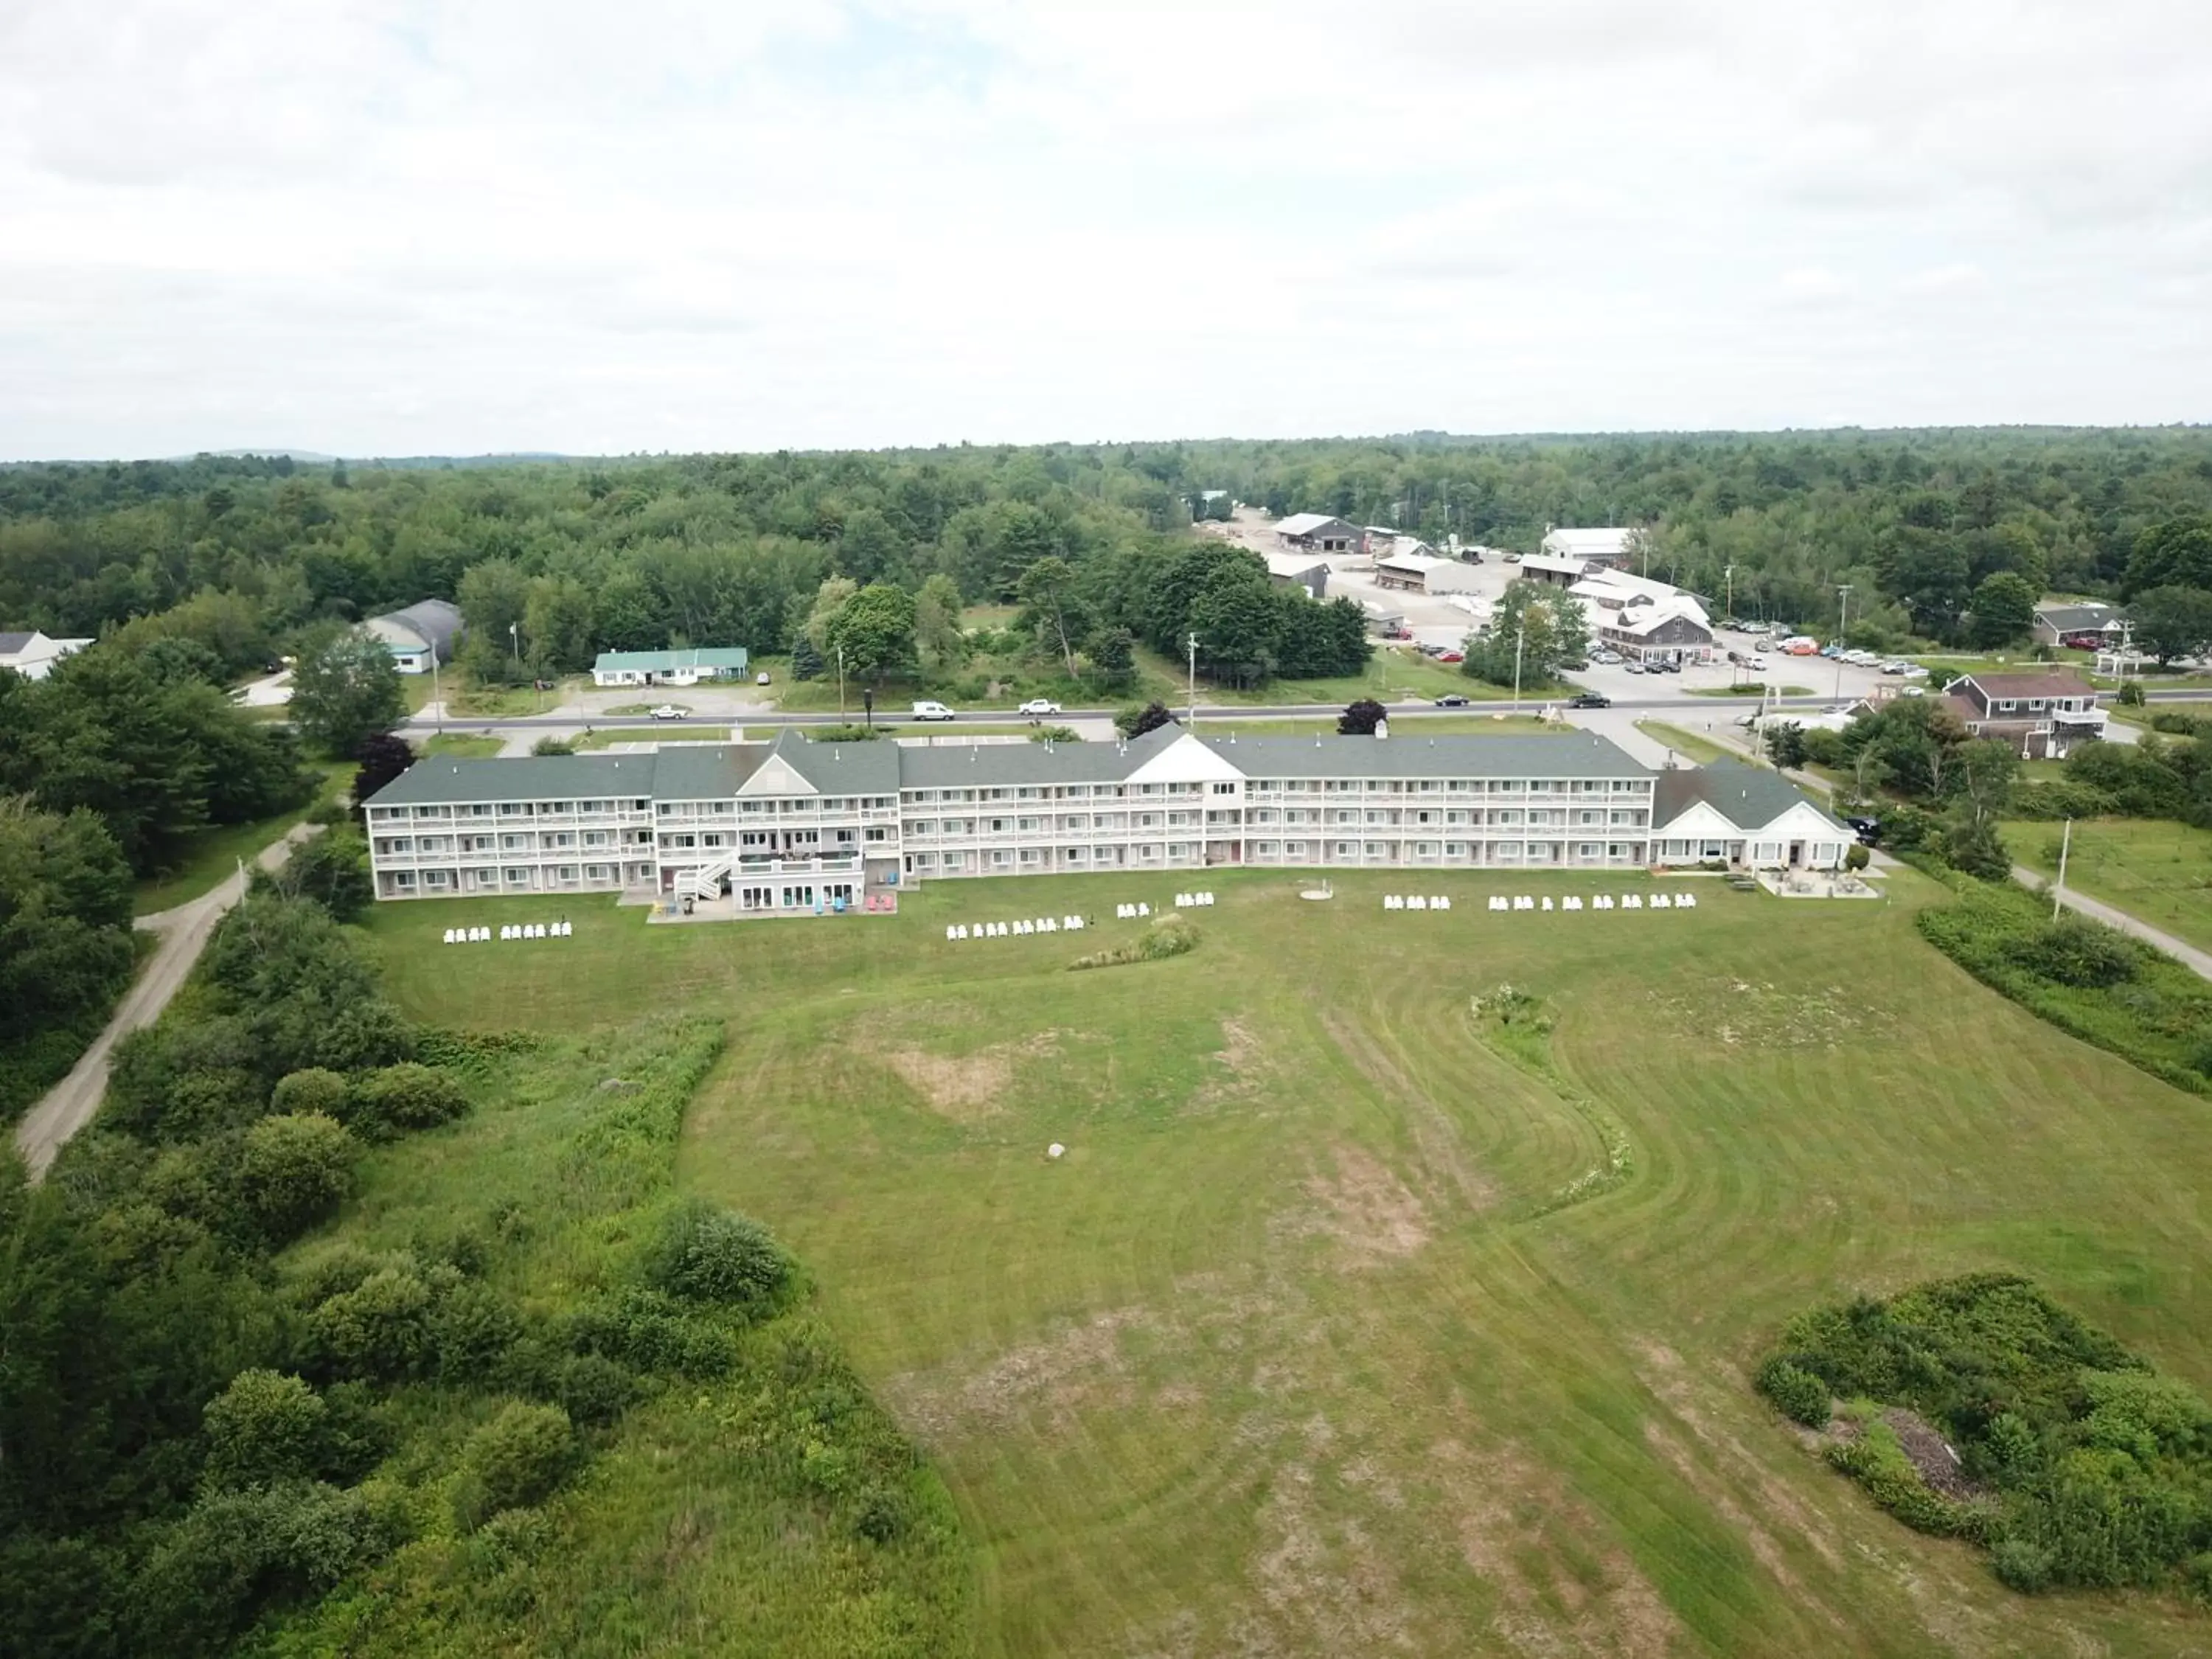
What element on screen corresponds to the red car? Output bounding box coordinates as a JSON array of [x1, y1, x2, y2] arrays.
[[2061, 632, 2106, 651], [1439, 651, 1464, 663]]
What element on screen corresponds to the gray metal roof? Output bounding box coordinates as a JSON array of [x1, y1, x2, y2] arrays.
[[0, 631, 35, 655], [650, 745, 765, 801], [894, 724, 1181, 787], [1199, 731, 1650, 779], [770, 726, 905, 793], [1652, 760, 1846, 832], [367, 752, 658, 807], [372, 598, 463, 656]]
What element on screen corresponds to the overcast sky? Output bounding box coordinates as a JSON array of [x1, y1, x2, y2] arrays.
[[3, 0, 2208, 460]]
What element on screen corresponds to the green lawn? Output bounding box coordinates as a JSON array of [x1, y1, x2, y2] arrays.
[[131, 762, 348, 916], [1635, 720, 1733, 764], [1686, 682, 1814, 698], [2004, 817, 2212, 953], [416, 733, 504, 758], [358, 869, 2212, 1656]]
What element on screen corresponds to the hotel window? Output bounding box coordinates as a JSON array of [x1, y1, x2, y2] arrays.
[[990, 849, 1012, 867], [1065, 847, 1087, 863], [780, 886, 815, 908], [503, 867, 532, 885], [1211, 782, 1236, 796], [1334, 841, 1356, 857], [1286, 841, 1306, 857], [1702, 841, 1725, 860], [422, 870, 451, 888], [1019, 849, 1042, 866], [1577, 843, 1600, 858], [392, 871, 417, 888]]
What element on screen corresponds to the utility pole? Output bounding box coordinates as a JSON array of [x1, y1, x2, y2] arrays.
[[1511, 622, 1526, 714], [1834, 584, 1852, 703], [1724, 564, 1734, 625], [1186, 633, 1199, 725], [2053, 817, 2073, 922], [837, 644, 846, 720], [431, 650, 443, 735], [508, 620, 521, 685]]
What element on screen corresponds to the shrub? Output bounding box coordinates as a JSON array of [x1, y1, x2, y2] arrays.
[[453, 1402, 574, 1530], [1070, 914, 1198, 970], [642, 1201, 796, 1316], [235, 1113, 357, 1242], [201, 1370, 327, 1489], [549, 1354, 640, 1427], [1992, 1535, 2056, 1593], [1756, 1357, 1832, 1427], [279, 828, 375, 922], [1027, 724, 1081, 745], [1843, 843, 1871, 872], [347, 1062, 470, 1139], [529, 735, 575, 756], [309, 1266, 439, 1382], [270, 1068, 349, 1121], [1115, 701, 1177, 739], [807, 723, 881, 742], [2007, 917, 2140, 989], [2116, 679, 2146, 707]]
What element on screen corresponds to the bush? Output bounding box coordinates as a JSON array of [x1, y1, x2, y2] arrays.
[[1115, 701, 1177, 739], [529, 735, 575, 756], [1027, 724, 1081, 745], [2007, 917, 2140, 988], [201, 1370, 327, 1489], [1843, 843, 1871, 872], [309, 1266, 439, 1382], [642, 1201, 796, 1317], [278, 828, 375, 922], [235, 1113, 357, 1242], [1070, 914, 1198, 970], [807, 723, 880, 742], [347, 1062, 470, 1139], [453, 1402, 574, 1529], [1756, 1357, 1832, 1427], [270, 1068, 349, 1121], [549, 1353, 640, 1427], [1992, 1536, 2056, 1593]]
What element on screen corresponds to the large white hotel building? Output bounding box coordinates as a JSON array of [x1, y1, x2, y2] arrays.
[[364, 726, 1849, 914]]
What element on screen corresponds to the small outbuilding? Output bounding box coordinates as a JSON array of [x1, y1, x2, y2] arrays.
[[1273, 513, 1362, 554]]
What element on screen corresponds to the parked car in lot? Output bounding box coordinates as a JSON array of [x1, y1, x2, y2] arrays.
[[1567, 692, 1611, 709], [1591, 650, 1623, 665], [2062, 632, 2107, 651], [1433, 693, 1471, 707], [911, 700, 957, 721], [1624, 661, 1646, 674], [1844, 815, 1881, 846], [1017, 698, 1062, 716], [756, 669, 771, 685], [650, 704, 686, 720], [1439, 651, 1464, 663]]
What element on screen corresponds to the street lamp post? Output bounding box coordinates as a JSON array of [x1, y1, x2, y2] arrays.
[[837, 645, 846, 720], [1186, 633, 1199, 725], [1834, 584, 1852, 703]]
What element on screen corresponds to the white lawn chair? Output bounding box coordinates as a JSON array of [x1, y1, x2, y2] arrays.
[[1433, 896, 1451, 911], [442, 929, 456, 945], [946, 925, 959, 941], [1595, 895, 1614, 911], [1513, 895, 1535, 911], [1068, 915, 1085, 931], [1489, 896, 1509, 912], [1410, 896, 1429, 911], [1138, 902, 1150, 917], [1650, 893, 1672, 909], [1622, 894, 1643, 909], [1677, 893, 1697, 909], [1175, 892, 1189, 908], [1564, 895, 1583, 911], [1541, 896, 1554, 911]]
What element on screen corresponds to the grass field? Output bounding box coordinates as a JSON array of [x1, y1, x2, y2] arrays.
[[1635, 720, 1735, 765], [416, 732, 504, 758], [356, 867, 2212, 1656], [131, 762, 348, 916], [2004, 817, 2212, 953], [1685, 682, 1814, 698]]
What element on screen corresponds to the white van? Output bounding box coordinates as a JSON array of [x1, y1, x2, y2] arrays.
[[911, 700, 956, 722]]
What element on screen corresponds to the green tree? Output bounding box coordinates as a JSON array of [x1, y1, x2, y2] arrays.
[[2126, 585, 2212, 666], [802, 577, 859, 658], [267, 828, 373, 922], [201, 1370, 328, 1489], [349, 734, 414, 818], [1968, 571, 2038, 649], [835, 507, 907, 584], [2124, 515, 2212, 596], [453, 1402, 574, 1528], [456, 560, 532, 686], [914, 573, 967, 670], [0, 797, 136, 1055], [522, 574, 596, 676], [1014, 556, 1091, 678], [290, 629, 405, 759], [234, 1113, 357, 1242], [1087, 625, 1136, 687], [822, 583, 918, 684], [1337, 698, 1387, 735]]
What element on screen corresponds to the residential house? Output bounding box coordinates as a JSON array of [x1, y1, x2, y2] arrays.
[[2031, 601, 2125, 650], [1651, 762, 1852, 872], [1273, 513, 1362, 554], [364, 725, 1672, 910], [591, 647, 752, 688], [0, 630, 92, 681], [366, 599, 464, 674], [1939, 671, 2107, 758]]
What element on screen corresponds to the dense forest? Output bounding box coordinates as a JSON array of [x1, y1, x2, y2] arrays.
[[5, 428, 2211, 685]]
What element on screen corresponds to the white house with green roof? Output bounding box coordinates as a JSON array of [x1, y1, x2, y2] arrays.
[[1649, 761, 1852, 870], [362, 727, 1848, 916], [591, 647, 751, 688]]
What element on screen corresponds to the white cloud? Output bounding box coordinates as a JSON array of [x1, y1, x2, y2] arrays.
[[0, 0, 2208, 458]]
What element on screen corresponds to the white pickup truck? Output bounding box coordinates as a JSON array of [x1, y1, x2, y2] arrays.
[[910, 700, 956, 722]]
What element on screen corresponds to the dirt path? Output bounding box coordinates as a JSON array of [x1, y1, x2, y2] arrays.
[[13, 824, 321, 1182], [2013, 863, 2212, 983]]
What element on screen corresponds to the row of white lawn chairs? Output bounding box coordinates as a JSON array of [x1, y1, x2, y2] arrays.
[[1485, 892, 1698, 912], [1173, 891, 1218, 908], [443, 922, 574, 944], [946, 916, 1088, 941], [1381, 894, 1454, 911]]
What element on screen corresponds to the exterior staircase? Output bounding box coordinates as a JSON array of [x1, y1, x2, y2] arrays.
[[683, 855, 731, 899]]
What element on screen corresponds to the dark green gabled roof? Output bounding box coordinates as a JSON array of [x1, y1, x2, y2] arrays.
[[366, 752, 658, 807], [893, 724, 1180, 788], [1652, 760, 1846, 832], [1199, 730, 1649, 779], [770, 726, 904, 793]]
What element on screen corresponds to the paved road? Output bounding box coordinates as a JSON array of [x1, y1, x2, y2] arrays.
[[13, 825, 319, 1182], [2011, 864, 2212, 984]]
